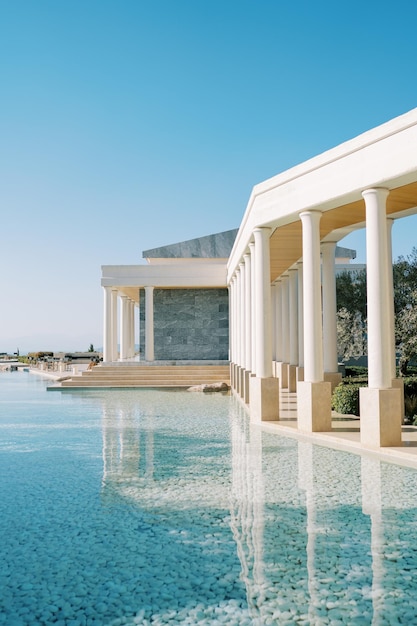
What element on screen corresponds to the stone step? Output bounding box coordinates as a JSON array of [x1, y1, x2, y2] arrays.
[[59, 364, 230, 389]]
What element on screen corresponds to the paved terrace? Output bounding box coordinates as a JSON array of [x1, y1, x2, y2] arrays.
[[255, 389, 417, 471]]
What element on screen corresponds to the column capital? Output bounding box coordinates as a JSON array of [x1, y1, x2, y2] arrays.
[[299, 209, 322, 219], [321, 241, 337, 252], [362, 187, 389, 200], [253, 226, 272, 235]]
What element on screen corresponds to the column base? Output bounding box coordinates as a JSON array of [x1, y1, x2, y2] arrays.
[[249, 376, 279, 422], [230, 363, 235, 389], [276, 362, 289, 389], [324, 371, 342, 392], [235, 364, 240, 392], [288, 365, 297, 392], [243, 370, 251, 404], [391, 377, 405, 423], [297, 381, 332, 432], [235, 365, 241, 394], [239, 367, 246, 399], [296, 366, 304, 385], [360, 387, 402, 448]]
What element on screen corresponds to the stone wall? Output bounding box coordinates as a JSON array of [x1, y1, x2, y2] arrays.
[[139, 288, 229, 360]]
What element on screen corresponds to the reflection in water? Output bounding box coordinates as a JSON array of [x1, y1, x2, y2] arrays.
[[229, 402, 265, 622], [97, 391, 417, 624], [5, 376, 417, 624], [228, 403, 417, 625], [361, 457, 383, 626]]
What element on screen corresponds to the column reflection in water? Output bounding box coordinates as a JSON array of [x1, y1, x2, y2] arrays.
[[361, 457, 417, 624], [298, 442, 375, 623], [361, 456, 384, 625], [230, 402, 310, 623], [229, 401, 266, 620], [298, 441, 318, 623], [101, 397, 143, 505]]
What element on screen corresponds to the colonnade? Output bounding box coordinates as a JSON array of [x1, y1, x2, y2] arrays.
[[229, 188, 403, 448], [103, 285, 157, 363], [102, 288, 137, 362]]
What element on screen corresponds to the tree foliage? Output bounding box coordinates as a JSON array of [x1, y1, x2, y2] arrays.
[[336, 269, 367, 320], [393, 248, 417, 314], [337, 308, 366, 360], [336, 270, 367, 358], [336, 248, 417, 374], [395, 288, 417, 375]]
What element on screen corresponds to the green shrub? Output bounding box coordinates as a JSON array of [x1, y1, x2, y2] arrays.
[[404, 376, 417, 398], [344, 365, 368, 378], [332, 383, 367, 416], [404, 394, 417, 423], [342, 375, 368, 385]]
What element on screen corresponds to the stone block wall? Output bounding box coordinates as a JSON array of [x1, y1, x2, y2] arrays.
[[139, 288, 229, 360]]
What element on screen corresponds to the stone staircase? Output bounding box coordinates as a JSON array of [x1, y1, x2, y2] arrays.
[[58, 364, 231, 389]]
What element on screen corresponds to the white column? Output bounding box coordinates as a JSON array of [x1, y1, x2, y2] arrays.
[[229, 277, 235, 389], [130, 299, 135, 357], [120, 295, 128, 361], [239, 261, 246, 370], [300, 211, 324, 383], [297, 261, 304, 368], [229, 278, 235, 364], [244, 252, 252, 372], [232, 275, 237, 365], [145, 286, 155, 362], [103, 286, 112, 362], [249, 241, 257, 374], [289, 268, 298, 366], [253, 227, 273, 378], [360, 188, 401, 447], [275, 280, 282, 362], [386, 218, 396, 379], [111, 289, 118, 361], [235, 268, 241, 367], [271, 282, 277, 362], [281, 274, 290, 364], [363, 189, 392, 389], [321, 242, 338, 373], [126, 299, 131, 358]]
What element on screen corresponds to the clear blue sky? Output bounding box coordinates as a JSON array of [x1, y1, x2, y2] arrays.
[[2, 0, 417, 354]]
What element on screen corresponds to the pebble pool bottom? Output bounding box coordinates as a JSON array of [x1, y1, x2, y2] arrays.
[[1, 374, 417, 625]]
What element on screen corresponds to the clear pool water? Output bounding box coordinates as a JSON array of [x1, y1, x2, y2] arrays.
[[1, 372, 417, 626]]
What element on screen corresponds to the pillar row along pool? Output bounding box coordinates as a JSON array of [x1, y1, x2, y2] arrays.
[[102, 107, 417, 450]]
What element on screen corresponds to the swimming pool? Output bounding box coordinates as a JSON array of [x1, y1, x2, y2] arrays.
[[1, 372, 417, 625]]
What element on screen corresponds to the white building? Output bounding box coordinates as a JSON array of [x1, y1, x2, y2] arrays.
[[102, 108, 417, 450]]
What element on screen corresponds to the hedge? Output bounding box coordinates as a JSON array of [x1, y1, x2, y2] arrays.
[[332, 375, 417, 418], [332, 383, 367, 416]]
